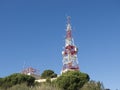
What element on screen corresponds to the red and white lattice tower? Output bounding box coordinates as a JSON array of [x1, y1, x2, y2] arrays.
[[61, 17, 79, 73]]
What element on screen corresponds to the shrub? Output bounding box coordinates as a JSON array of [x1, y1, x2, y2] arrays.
[[55, 71, 89, 90], [81, 80, 105, 90], [41, 70, 57, 79], [0, 73, 35, 89], [0, 83, 61, 90]]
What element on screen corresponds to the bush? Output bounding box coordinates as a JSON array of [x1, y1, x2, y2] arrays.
[[81, 80, 105, 90], [55, 71, 89, 90], [41, 70, 57, 79], [0, 73, 35, 89], [0, 83, 61, 90]]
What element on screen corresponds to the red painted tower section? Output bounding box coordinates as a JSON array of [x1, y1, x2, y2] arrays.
[[61, 17, 79, 73]]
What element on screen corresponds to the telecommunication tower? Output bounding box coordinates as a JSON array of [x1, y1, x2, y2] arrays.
[[61, 17, 79, 73], [21, 66, 40, 79], [21, 67, 38, 75]]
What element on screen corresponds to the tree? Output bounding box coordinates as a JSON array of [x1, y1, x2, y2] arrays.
[[55, 71, 89, 90], [41, 70, 57, 79], [0, 73, 35, 89], [80, 80, 105, 90]]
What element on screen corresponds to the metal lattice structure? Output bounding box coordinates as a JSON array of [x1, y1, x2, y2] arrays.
[[21, 67, 40, 79], [61, 17, 79, 73], [21, 67, 38, 75]]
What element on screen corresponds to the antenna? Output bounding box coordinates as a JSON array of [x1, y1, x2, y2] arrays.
[[67, 16, 71, 24], [23, 61, 26, 70], [61, 17, 80, 74]]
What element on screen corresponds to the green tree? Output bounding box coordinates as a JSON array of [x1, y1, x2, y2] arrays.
[[41, 70, 57, 79], [0, 73, 35, 89], [81, 80, 105, 90], [55, 71, 89, 90]]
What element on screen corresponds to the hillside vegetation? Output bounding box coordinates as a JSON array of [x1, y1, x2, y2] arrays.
[[0, 70, 107, 90]]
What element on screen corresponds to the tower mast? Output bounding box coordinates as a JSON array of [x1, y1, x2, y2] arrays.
[[61, 16, 79, 73]]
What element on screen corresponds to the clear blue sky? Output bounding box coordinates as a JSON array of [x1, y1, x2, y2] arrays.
[[0, 0, 120, 89]]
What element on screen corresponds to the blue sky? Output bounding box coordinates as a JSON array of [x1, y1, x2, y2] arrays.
[[0, 0, 120, 89]]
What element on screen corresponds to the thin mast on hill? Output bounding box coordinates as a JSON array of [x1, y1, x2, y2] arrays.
[[61, 16, 79, 73]]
